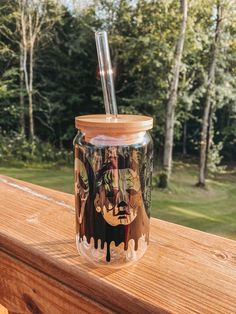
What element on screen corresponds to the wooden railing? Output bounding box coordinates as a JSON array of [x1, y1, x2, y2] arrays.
[[0, 175, 236, 313]]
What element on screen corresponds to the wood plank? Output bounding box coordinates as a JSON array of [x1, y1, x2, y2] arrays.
[[0, 304, 8, 314], [1, 175, 236, 313], [0, 251, 110, 314]]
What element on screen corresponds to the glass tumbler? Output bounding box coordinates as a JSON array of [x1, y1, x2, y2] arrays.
[[74, 114, 153, 266]]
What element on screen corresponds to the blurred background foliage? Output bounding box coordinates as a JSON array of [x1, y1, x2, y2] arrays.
[[0, 0, 235, 166]]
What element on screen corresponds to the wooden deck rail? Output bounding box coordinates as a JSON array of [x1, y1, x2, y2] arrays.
[[0, 175, 236, 313]]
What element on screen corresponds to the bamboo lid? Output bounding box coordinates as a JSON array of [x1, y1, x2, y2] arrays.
[[75, 114, 153, 135]]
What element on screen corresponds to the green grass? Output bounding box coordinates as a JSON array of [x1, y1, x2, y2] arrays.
[[0, 164, 74, 194], [152, 163, 236, 240], [1, 162, 236, 240]]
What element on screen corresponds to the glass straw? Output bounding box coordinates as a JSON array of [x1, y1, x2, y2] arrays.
[[95, 31, 118, 118]]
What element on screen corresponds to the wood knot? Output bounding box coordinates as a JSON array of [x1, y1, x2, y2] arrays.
[[22, 293, 42, 314], [213, 250, 228, 261]]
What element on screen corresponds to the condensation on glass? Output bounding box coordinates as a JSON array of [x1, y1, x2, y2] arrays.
[[74, 114, 153, 266]]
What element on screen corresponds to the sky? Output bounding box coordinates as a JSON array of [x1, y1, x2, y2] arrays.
[[60, 0, 94, 12]]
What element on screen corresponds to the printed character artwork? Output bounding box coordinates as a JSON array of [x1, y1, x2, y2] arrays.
[[94, 147, 141, 226], [75, 146, 89, 224], [74, 142, 152, 262]]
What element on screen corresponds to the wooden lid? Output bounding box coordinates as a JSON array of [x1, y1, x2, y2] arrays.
[[75, 114, 153, 134]]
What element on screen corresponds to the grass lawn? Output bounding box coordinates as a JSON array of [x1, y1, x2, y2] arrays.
[[1, 162, 236, 240], [152, 163, 236, 241], [0, 164, 74, 194]]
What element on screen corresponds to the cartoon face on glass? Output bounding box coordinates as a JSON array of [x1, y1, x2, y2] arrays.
[[94, 166, 141, 226], [75, 158, 89, 224]]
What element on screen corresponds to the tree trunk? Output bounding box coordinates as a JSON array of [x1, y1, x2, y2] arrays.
[[162, 0, 188, 185], [28, 14, 34, 140], [21, 0, 31, 139], [198, 92, 213, 186], [182, 120, 187, 156], [197, 1, 223, 187], [17, 0, 59, 141], [19, 0, 35, 141], [28, 45, 34, 140], [19, 44, 25, 135], [205, 104, 215, 178]]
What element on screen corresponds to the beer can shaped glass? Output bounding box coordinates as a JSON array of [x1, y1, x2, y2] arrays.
[[74, 114, 153, 266]]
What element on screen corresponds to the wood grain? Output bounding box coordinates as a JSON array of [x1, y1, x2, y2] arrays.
[[0, 252, 110, 314], [1, 175, 236, 313]]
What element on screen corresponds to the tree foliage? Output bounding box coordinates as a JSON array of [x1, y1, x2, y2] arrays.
[[0, 0, 235, 171]]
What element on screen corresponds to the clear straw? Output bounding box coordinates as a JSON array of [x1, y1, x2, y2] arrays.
[[95, 31, 118, 118]]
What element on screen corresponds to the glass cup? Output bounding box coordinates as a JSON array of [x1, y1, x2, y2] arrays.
[[74, 114, 153, 266]]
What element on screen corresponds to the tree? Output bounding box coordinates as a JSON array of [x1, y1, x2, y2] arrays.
[[197, 1, 224, 187], [35, 4, 101, 147], [162, 0, 188, 186], [0, 1, 21, 132], [16, 12, 26, 134], [16, 0, 62, 140], [0, 0, 235, 166]]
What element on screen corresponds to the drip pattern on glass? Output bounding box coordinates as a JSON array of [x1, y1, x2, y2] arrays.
[[75, 133, 153, 265]]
